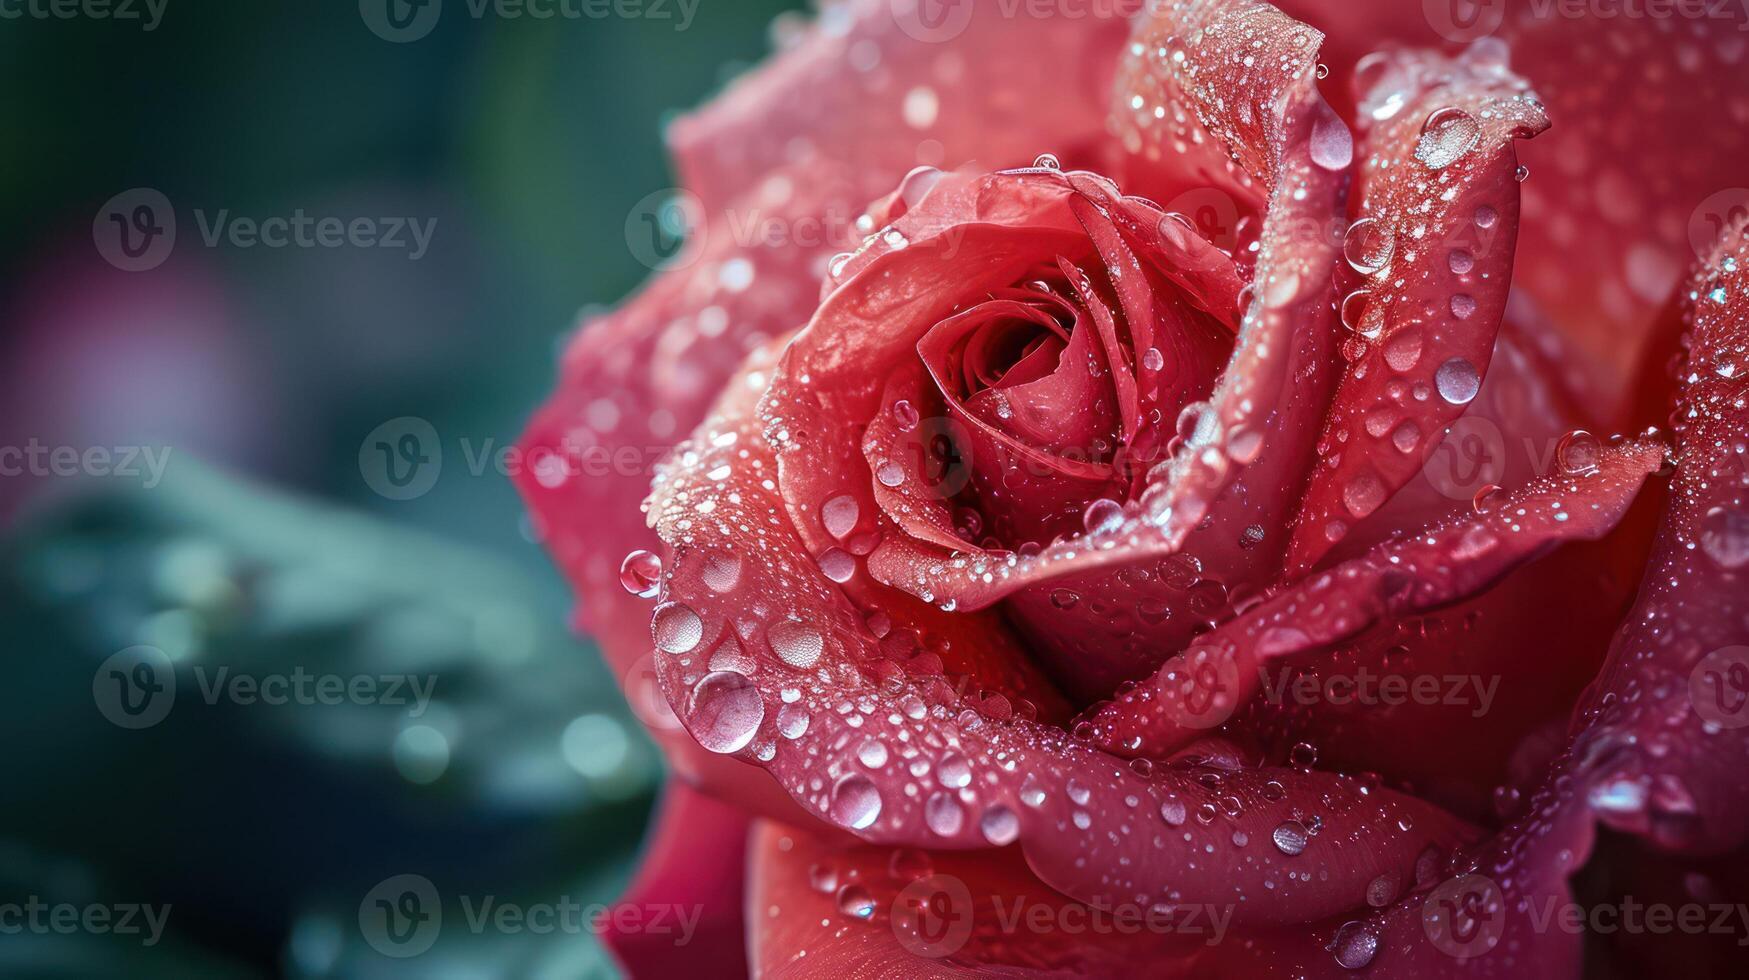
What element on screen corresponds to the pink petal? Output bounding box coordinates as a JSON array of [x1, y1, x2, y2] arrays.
[[1287, 43, 1549, 572]]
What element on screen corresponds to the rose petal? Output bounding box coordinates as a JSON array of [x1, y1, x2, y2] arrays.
[[748, 821, 1210, 976], [603, 781, 752, 978], [649, 345, 1474, 923], [670, 1, 1132, 215], [1085, 440, 1667, 760], [1269, 0, 1749, 400], [1286, 42, 1549, 572]]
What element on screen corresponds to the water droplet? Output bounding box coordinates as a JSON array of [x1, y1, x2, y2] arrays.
[[1699, 506, 1749, 568], [653, 602, 704, 654], [830, 773, 883, 829], [1471, 484, 1502, 514], [1343, 217, 1394, 274], [1141, 346, 1165, 372], [1383, 328, 1423, 371], [1343, 471, 1387, 519], [688, 671, 764, 754], [891, 399, 920, 431], [1083, 498, 1125, 535], [1367, 873, 1400, 907], [1340, 289, 1373, 335], [1033, 152, 1062, 170], [769, 621, 824, 668], [1474, 205, 1498, 228], [889, 848, 932, 881], [1449, 293, 1477, 320], [1020, 775, 1047, 807], [1272, 820, 1309, 855], [1556, 430, 1602, 476], [925, 791, 965, 836], [980, 805, 1020, 845], [1514, 164, 1529, 182], [856, 739, 889, 769], [937, 753, 972, 788], [1415, 107, 1481, 169], [1448, 250, 1475, 275], [1066, 778, 1092, 805], [619, 549, 662, 598], [776, 701, 810, 739], [1434, 357, 1480, 405], [819, 547, 856, 583], [1331, 920, 1379, 969], [836, 883, 875, 919], [822, 494, 860, 538], [1160, 798, 1187, 826], [1290, 741, 1319, 767], [1050, 588, 1079, 610]]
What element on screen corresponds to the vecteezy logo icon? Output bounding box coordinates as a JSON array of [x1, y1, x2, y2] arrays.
[[93, 189, 176, 272], [359, 874, 441, 957], [93, 645, 176, 729], [1159, 643, 1242, 730], [1691, 646, 1749, 731], [1419, 415, 1506, 501], [892, 873, 974, 958], [1163, 188, 1242, 254], [891, 0, 975, 44], [361, 0, 442, 43], [1422, 873, 1505, 959], [1423, 0, 1506, 43], [359, 417, 442, 500], [1688, 189, 1749, 261], [624, 188, 705, 270]]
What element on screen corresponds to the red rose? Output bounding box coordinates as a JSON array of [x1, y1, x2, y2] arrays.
[[518, 1, 1749, 975]]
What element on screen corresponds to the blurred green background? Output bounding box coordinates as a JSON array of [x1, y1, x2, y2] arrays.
[[0, 0, 800, 975]]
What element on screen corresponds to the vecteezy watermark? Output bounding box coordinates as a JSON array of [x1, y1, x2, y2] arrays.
[[359, 0, 699, 43], [622, 188, 968, 272], [1691, 646, 1749, 730], [1425, 0, 1749, 42], [357, 875, 702, 958], [0, 0, 168, 30], [0, 439, 172, 488], [890, 874, 1232, 959], [358, 416, 675, 500], [1423, 872, 1749, 958], [93, 646, 439, 730], [1691, 188, 1749, 260], [94, 189, 436, 272], [0, 897, 172, 947], [1258, 666, 1501, 718]]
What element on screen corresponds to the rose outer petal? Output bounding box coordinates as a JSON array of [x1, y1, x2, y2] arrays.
[[602, 780, 752, 979], [1286, 43, 1549, 573]]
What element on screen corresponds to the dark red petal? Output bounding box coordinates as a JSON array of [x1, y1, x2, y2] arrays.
[[1559, 217, 1749, 855], [1086, 440, 1667, 759], [604, 781, 751, 979], [1286, 43, 1548, 573], [648, 347, 1473, 924]]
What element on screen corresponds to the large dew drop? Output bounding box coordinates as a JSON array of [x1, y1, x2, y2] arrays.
[[652, 602, 703, 654], [1272, 820, 1309, 855], [1342, 217, 1394, 275], [1414, 107, 1481, 169], [1434, 358, 1480, 405], [980, 805, 1020, 845], [1700, 507, 1749, 569], [830, 773, 883, 830], [618, 549, 662, 598], [688, 671, 763, 754], [768, 620, 824, 668]]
